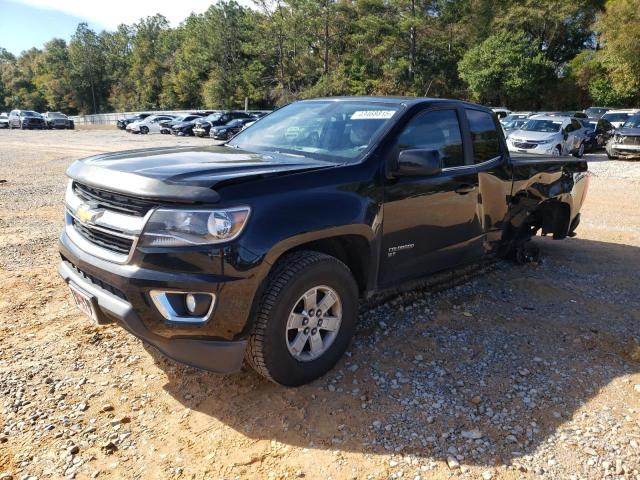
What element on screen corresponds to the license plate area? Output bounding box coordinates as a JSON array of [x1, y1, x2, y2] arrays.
[[69, 283, 98, 323]]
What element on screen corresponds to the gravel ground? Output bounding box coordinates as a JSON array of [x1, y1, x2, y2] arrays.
[[0, 129, 639, 480]]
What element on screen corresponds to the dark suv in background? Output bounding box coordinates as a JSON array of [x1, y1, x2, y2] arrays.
[[193, 111, 254, 138], [44, 112, 74, 129], [8, 110, 45, 129]]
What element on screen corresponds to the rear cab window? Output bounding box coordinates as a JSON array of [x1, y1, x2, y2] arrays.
[[465, 109, 502, 163]]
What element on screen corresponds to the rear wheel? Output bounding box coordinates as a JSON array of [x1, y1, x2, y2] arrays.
[[246, 251, 359, 386]]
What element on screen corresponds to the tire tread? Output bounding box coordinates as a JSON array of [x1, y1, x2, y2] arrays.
[[246, 250, 349, 384]]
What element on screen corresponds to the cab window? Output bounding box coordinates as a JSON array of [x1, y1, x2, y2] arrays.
[[465, 109, 501, 163], [396, 109, 465, 168]]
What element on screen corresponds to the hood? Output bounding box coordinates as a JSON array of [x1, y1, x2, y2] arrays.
[[66, 145, 335, 203], [510, 129, 560, 142], [617, 127, 640, 136]]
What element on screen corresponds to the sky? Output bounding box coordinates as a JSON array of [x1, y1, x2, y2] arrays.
[[0, 0, 252, 55]]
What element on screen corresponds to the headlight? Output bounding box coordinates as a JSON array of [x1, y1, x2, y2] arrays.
[[538, 137, 555, 144], [139, 207, 251, 247]]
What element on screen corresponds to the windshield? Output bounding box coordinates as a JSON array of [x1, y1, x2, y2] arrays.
[[520, 119, 563, 133], [47, 112, 66, 118], [504, 119, 527, 130], [585, 108, 607, 115], [204, 113, 222, 121], [21, 111, 40, 117], [622, 115, 640, 129], [602, 113, 630, 122], [228, 101, 400, 162]]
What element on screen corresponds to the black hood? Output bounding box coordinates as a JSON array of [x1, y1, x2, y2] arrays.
[[66, 145, 335, 203]]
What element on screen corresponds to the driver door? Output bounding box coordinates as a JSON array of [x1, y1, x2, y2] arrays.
[[379, 107, 484, 287]]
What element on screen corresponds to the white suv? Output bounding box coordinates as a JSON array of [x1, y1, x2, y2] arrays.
[[601, 109, 640, 129], [507, 115, 588, 157], [127, 114, 176, 134]]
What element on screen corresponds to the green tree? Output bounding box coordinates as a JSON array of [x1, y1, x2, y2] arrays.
[[458, 31, 554, 108], [593, 0, 640, 105], [69, 23, 107, 113]]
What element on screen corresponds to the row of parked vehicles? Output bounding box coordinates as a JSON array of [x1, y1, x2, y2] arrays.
[[493, 107, 640, 159], [117, 110, 268, 140], [0, 110, 74, 129]]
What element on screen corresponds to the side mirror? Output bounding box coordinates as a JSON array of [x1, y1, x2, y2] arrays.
[[395, 149, 442, 176]]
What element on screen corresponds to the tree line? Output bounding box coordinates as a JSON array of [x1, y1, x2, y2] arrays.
[[0, 0, 638, 115]]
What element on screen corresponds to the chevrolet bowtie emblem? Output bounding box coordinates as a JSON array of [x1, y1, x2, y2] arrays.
[[76, 204, 103, 224]]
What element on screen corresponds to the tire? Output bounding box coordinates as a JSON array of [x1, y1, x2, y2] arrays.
[[573, 142, 585, 158], [551, 146, 562, 157], [20, 122, 26, 130], [140, 126, 149, 134], [246, 251, 359, 386], [606, 151, 618, 160]]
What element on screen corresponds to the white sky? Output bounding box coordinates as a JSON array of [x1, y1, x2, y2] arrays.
[[10, 0, 255, 29]]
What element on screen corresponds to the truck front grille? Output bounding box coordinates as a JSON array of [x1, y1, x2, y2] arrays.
[[71, 218, 134, 255], [73, 182, 155, 217], [61, 257, 127, 300]]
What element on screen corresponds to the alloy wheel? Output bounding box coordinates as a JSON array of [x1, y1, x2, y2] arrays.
[[285, 285, 343, 362]]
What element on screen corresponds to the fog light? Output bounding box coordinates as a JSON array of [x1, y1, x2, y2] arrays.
[[150, 290, 215, 323], [186, 293, 197, 313]]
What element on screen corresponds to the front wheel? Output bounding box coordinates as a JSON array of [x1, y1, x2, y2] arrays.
[[573, 142, 585, 158], [140, 126, 149, 134], [551, 145, 562, 157], [246, 251, 359, 386]]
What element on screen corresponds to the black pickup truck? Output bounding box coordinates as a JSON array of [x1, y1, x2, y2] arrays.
[[58, 97, 589, 386]]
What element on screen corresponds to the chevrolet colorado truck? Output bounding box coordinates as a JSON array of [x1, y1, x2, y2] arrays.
[[58, 97, 589, 386]]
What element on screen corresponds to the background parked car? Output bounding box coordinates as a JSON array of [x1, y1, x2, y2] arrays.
[[170, 114, 210, 136], [0, 112, 8, 128], [506, 115, 587, 157], [606, 113, 640, 159], [160, 114, 203, 135], [209, 117, 256, 140], [584, 107, 610, 119], [549, 111, 589, 119], [583, 118, 615, 151], [490, 107, 511, 119], [126, 114, 176, 134], [116, 113, 152, 130], [43, 112, 74, 129], [193, 111, 253, 137], [601, 109, 640, 129], [8, 110, 45, 129]]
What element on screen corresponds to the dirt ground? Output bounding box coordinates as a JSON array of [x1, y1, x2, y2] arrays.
[[0, 129, 639, 480]]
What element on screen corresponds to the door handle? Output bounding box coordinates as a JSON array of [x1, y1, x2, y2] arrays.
[[455, 184, 475, 194]]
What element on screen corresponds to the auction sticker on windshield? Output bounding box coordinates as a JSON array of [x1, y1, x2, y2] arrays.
[[351, 110, 396, 120]]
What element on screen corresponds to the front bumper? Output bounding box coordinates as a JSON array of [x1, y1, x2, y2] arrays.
[[508, 142, 559, 155], [57, 230, 260, 373], [607, 142, 640, 158]]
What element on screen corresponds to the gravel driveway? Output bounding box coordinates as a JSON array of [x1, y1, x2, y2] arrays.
[[0, 129, 639, 480]]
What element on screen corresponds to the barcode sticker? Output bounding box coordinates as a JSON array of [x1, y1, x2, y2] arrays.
[[351, 110, 395, 120]]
